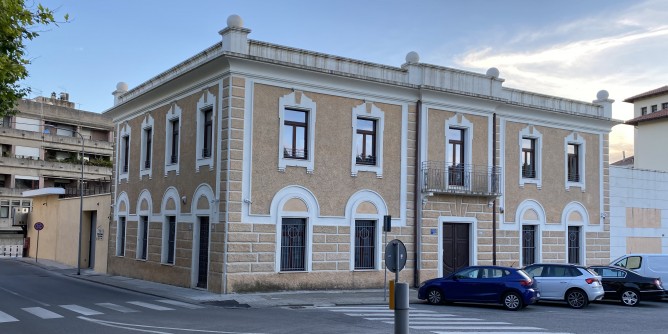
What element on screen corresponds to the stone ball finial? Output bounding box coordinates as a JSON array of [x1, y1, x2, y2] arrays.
[[596, 90, 609, 100], [405, 51, 420, 64], [486, 67, 500, 78], [116, 82, 128, 92], [227, 14, 243, 28]]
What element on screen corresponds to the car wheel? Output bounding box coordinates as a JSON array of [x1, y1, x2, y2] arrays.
[[621, 289, 640, 307], [426, 288, 444, 305], [503, 292, 523, 311], [566, 289, 587, 309]]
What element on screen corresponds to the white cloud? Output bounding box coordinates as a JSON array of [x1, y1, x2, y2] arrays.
[[452, 0, 668, 162]]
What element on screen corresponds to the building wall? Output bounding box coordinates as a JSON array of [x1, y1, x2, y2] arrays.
[[25, 194, 111, 273], [610, 166, 668, 260], [631, 95, 668, 117], [634, 119, 668, 172], [109, 83, 221, 290]]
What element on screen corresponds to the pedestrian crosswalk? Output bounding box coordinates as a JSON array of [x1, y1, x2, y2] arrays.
[[0, 299, 203, 324], [320, 305, 573, 334]]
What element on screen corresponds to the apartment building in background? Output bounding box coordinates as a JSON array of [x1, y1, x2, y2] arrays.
[[104, 15, 618, 293], [0, 93, 114, 251], [609, 86, 668, 259]]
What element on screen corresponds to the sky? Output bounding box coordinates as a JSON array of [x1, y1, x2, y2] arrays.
[[20, 0, 668, 162]]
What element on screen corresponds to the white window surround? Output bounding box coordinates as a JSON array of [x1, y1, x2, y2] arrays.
[[445, 114, 473, 188], [346, 190, 388, 271], [561, 201, 589, 226], [272, 186, 317, 272], [136, 190, 152, 260], [115, 192, 129, 257], [564, 132, 586, 191], [117, 123, 131, 183], [516, 199, 546, 264], [160, 187, 181, 264], [351, 102, 384, 178], [278, 91, 316, 174], [140, 115, 154, 179], [164, 104, 182, 175], [196, 91, 215, 172], [519, 126, 543, 189]]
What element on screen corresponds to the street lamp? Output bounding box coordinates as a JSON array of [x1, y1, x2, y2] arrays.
[[76, 131, 84, 275]]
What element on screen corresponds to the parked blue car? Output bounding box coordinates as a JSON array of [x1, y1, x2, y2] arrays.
[[418, 265, 539, 311]]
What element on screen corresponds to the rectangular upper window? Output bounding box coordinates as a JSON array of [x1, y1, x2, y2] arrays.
[[521, 138, 536, 179], [202, 108, 213, 158], [355, 118, 377, 165], [567, 143, 580, 183], [170, 119, 179, 164], [663, 102, 668, 110], [651, 105, 658, 113], [283, 109, 308, 159], [122, 135, 130, 173], [641, 107, 647, 115], [447, 127, 465, 186], [143, 127, 152, 169]]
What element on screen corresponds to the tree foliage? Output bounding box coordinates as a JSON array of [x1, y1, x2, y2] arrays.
[[0, 0, 68, 116]]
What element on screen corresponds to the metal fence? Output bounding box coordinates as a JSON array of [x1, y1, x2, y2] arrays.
[[0, 245, 23, 258]]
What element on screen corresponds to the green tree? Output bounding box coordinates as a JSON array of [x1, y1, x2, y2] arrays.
[[0, 0, 68, 116]]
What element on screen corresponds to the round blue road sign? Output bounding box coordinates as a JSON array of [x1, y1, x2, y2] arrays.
[[34, 222, 44, 231]]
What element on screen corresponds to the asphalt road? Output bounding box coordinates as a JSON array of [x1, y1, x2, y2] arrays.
[[2, 259, 666, 334]]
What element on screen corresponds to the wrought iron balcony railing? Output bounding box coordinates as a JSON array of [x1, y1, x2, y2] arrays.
[[422, 162, 501, 197]]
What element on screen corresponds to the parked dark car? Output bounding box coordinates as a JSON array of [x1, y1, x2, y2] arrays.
[[589, 265, 665, 306], [417, 265, 539, 311]]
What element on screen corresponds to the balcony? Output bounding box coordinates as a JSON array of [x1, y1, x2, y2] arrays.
[[422, 162, 501, 197]]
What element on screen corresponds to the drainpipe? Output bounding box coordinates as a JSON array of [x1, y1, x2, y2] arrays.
[[492, 113, 497, 265], [413, 99, 422, 287]]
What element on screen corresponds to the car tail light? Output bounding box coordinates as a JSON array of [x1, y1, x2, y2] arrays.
[[585, 278, 599, 284], [520, 279, 532, 287]]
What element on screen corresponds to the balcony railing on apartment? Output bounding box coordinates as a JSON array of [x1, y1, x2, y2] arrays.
[[61, 185, 111, 198], [422, 162, 501, 197]]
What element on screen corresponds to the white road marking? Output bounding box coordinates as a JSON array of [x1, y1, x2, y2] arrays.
[[95, 302, 138, 313], [126, 301, 174, 311], [383, 321, 511, 325], [412, 325, 546, 330], [432, 332, 573, 334], [79, 316, 266, 333], [155, 299, 204, 309], [60, 304, 103, 316], [22, 307, 63, 319], [0, 310, 19, 323]]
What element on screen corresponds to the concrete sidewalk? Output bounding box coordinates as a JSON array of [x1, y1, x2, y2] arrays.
[[10, 257, 421, 309]]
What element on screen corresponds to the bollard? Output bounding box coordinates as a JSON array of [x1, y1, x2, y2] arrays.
[[394, 282, 409, 334], [388, 279, 395, 309]]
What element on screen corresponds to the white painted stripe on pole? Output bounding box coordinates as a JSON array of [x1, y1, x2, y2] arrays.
[[22, 307, 63, 319], [0, 311, 19, 323], [59, 305, 103, 316], [155, 299, 204, 309], [95, 303, 138, 313], [127, 301, 174, 311], [412, 326, 545, 330]]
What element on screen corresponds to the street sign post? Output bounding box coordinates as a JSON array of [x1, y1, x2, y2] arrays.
[[384, 239, 408, 334], [34, 222, 44, 263]]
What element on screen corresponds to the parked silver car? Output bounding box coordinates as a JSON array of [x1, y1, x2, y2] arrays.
[[524, 263, 604, 308]]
